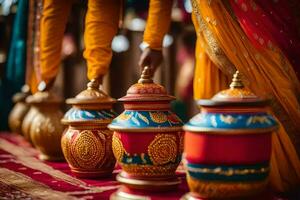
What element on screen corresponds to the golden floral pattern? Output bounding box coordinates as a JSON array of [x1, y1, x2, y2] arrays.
[[148, 134, 177, 165], [149, 112, 168, 124], [220, 114, 238, 124], [70, 130, 105, 169], [246, 116, 272, 126], [112, 134, 125, 162]]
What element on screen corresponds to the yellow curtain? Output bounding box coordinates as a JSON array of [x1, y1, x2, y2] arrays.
[[193, 0, 300, 192], [143, 0, 173, 50]]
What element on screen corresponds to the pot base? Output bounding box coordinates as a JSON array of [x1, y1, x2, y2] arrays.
[[181, 191, 274, 200], [116, 172, 180, 191], [39, 154, 64, 162], [110, 189, 151, 200], [71, 168, 113, 179]]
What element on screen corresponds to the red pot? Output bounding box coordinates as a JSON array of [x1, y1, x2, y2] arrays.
[[108, 67, 184, 194], [183, 71, 278, 199]]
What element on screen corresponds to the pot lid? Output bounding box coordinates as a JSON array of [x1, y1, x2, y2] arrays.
[[198, 71, 267, 107], [66, 79, 115, 109], [62, 108, 116, 125], [108, 110, 183, 132], [26, 91, 62, 105], [12, 85, 31, 103], [183, 71, 278, 133], [119, 67, 175, 102]]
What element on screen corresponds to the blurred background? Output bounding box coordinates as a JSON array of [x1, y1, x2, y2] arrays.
[[0, 0, 198, 131]]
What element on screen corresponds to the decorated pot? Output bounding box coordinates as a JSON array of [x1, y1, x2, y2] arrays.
[[28, 91, 64, 161], [9, 85, 31, 134], [108, 67, 184, 194], [182, 71, 278, 199], [22, 97, 38, 144], [61, 79, 117, 178]]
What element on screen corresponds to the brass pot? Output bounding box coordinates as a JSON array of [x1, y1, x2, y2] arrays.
[[28, 91, 64, 161], [21, 97, 38, 144], [61, 79, 116, 178], [9, 85, 31, 134]]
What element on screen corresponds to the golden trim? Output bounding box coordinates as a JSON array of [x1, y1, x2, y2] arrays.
[[187, 166, 269, 176], [108, 125, 182, 132], [117, 173, 181, 187], [121, 163, 179, 177], [186, 174, 268, 198]]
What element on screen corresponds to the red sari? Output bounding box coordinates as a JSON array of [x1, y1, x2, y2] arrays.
[[229, 0, 300, 79]]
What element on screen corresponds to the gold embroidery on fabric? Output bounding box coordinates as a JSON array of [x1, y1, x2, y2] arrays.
[[0, 138, 118, 193], [191, 0, 236, 76], [0, 168, 77, 200], [148, 134, 177, 165]]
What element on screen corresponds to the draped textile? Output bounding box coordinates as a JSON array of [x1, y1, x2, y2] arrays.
[[39, 0, 120, 87], [84, 0, 120, 80], [229, 0, 300, 79], [191, 13, 230, 99], [192, 0, 300, 192], [0, 0, 28, 130], [143, 0, 173, 50]]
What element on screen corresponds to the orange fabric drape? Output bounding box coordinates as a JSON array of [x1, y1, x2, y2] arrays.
[[193, 37, 229, 99], [40, 0, 120, 85], [191, 12, 229, 99], [143, 0, 173, 50], [40, 0, 72, 87], [84, 0, 120, 80], [195, 0, 300, 192]]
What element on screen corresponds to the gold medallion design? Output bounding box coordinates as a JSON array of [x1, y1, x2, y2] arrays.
[[112, 134, 125, 162], [149, 112, 168, 123], [148, 134, 177, 165], [179, 132, 184, 153], [71, 130, 105, 169]]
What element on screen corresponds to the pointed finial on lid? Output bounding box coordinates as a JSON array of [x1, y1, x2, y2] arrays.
[[138, 66, 153, 84], [230, 71, 244, 89], [87, 79, 100, 90]]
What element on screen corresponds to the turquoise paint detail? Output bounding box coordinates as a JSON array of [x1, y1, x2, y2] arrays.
[[110, 110, 183, 129], [121, 153, 182, 165], [186, 163, 269, 182], [64, 108, 116, 121], [187, 162, 269, 182], [185, 112, 277, 130]]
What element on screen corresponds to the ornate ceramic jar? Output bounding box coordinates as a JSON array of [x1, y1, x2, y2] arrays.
[[61, 79, 117, 178], [182, 71, 278, 199], [27, 91, 64, 161], [9, 85, 31, 134], [108, 67, 184, 194]]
